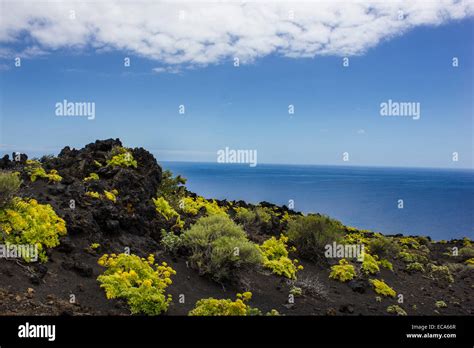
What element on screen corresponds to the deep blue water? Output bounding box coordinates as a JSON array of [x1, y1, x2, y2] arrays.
[[161, 161, 473, 240]]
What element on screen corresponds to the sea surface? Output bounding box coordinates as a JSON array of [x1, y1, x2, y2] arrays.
[[162, 161, 474, 241]]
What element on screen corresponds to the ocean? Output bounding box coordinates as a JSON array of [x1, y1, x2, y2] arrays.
[[162, 161, 474, 241]]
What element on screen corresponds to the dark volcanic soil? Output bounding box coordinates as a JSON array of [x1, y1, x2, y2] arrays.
[[0, 139, 472, 316]]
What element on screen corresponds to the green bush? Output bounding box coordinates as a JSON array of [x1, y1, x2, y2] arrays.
[[287, 214, 345, 260], [157, 170, 187, 205], [97, 253, 175, 315], [428, 264, 454, 286], [368, 235, 400, 259], [0, 197, 67, 262], [406, 262, 425, 273], [160, 229, 182, 255], [0, 171, 21, 208], [182, 215, 262, 282]]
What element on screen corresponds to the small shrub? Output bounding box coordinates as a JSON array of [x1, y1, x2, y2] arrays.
[[84, 173, 99, 182], [289, 286, 303, 297], [90, 243, 100, 250], [0, 197, 67, 262], [160, 229, 182, 255], [387, 305, 407, 316], [428, 264, 454, 286], [370, 279, 396, 297], [287, 214, 345, 260], [329, 259, 356, 282], [182, 215, 262, 282], [406, 262, 425, 273], [188, 292, 262, 316], [258, 234, 303, 280], [25, 160, 62, 183], [379, 259, 393, 271], [153, 197, 184, 229], [294, 275, 328, 299], [465, 258, 474, 265], [435, 300, 447, 308], [106, 147, 137, 168], [398, 237, 421, 249], [361, 253, 380, 275], [85, 191, 101, 199], [459, 245, 474, 259], [104, 189, 118, 203], [157, 170, 187, 205], [0, 171, 21, 208], [368, 235, 400, 259], [97, 253, 175, 315]]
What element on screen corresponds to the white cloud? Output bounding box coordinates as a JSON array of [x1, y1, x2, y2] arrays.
[[0, 0, 472, 67]]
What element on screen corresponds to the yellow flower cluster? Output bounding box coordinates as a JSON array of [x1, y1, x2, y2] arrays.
[[258, 234, 303, 280], [361, 253, 380, 275], [370, 279, 396, 297], [153, 197, 184, 229], [106, 147, 138, 168], [181, 196, 227, 216], [85, 189, 119, 202], [97, 253, 176, 315], [329, 259, 356, 282], [0, 197, 67, 262], [25, 160, 62, 183], [83, 173, 99, 182], [188, 292, 261, 316]]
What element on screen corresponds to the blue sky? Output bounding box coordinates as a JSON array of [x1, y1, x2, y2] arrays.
[[0, 3, 473, 169]]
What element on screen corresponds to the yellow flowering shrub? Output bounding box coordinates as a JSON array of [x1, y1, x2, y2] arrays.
[[387, 305, 407, 316], [181, 196, 227, 216], [106, 147, 137, 168], [188, 292, 262, 316], [25, 160, 62, 183], [104, 189, 118, 203], [85, 191, 101, 199], [379, 259, 393, 271], [258, 234, 303, 280], [85, 189, 119, 203], [329, 259, 356, 282], [84, 173, 99, 181], [153, 197, 184, 229], [465, 258, 474, 265], [361, 253, 380, 275], [97, 253, 176, 315], [370, 279, 396, 297], [0, 197, 67, 262]]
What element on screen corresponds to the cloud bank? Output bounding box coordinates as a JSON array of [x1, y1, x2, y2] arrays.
[[1, 0, 473, 67]]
